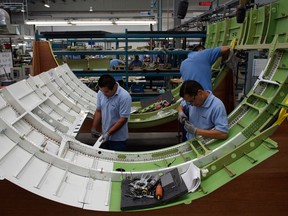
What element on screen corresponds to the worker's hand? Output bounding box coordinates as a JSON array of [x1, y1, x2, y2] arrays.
[[224, 48, 240, 72], [184, 121, 197, 135], [91, 128, 101, 138], [100, 132, 110, 143], [178, 111, 188, 124]]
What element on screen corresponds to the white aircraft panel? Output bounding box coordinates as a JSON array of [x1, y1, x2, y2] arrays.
[[37, 165, 68, 194], [25, 129, 46, 147], [12, 118, 32, 135], [71, 152, 94, 168], [19, 91, 43, 111], [55, 172, 87, 206], [82, 178, 111, 211], [0, 133, 17, 161], [0, 94, 7, 107], [7, 154, 49, 187], [5, 80, 32, 100], [0, 105, 19, 124], [0, 145, 33, 179]]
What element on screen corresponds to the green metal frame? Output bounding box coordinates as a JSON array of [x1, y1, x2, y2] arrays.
[[108, 0, 288, 211], [21, 0, 288, 212]]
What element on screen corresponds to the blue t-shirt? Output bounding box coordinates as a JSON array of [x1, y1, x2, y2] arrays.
[[96, 84, 132, 141], [110, 59, 123, 81], [180, 47, 221, 91], [129, 59, 143, 67], [185, 91, 228, 140]]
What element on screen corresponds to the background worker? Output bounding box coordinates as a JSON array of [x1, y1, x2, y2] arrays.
[[180, 45, 231, 91], [110, 58, 125, 87], [178, 80, 228, 141], [91, 74, 132, 151], [128, 55, 143, 69]]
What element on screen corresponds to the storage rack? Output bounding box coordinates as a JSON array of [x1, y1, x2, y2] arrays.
[[36, 30, 206, 95]]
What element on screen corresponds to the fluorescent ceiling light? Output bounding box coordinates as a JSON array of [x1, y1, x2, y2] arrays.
[[25, 20, 156, 26], [44, 0, 50, 8], [25, 20, 113, 26], [116, 20, 157, 25], [18, 43, 27, 46], [70, 21, 113, 26], [25, 20, 68, 26], [24, 35, 35, 40]]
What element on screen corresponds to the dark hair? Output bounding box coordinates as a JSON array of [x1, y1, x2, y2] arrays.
[[192, 44, 205, 51], [98, 74, 116, 90], [180, 80, 204, 97]]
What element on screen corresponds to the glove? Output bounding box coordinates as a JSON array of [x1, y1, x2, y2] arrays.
[[100, 132, 110, 143], [91, 128, 101, 138], [178, 111, 188, 124], [224, 48, 240, 73], [184, 121, 197, 135]]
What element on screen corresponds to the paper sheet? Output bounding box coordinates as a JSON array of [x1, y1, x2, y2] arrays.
[[181, 162, 201, 192]]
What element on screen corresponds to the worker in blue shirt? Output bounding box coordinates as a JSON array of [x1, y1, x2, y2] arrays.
[[179, 45, 231, 141], [180, 45, 231, 91], [178, 80, 228, 141], [128, 55, 143, 69], [91, 74, 132, 151], [110, 59, 125, 87]]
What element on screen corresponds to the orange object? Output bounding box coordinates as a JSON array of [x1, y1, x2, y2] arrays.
[[155, 184, 163, 200], [155, 104, 162, 110]]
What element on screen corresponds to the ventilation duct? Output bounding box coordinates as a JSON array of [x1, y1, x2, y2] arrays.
[[177, 0, 189, 19], [0, 8, 10, 25], [0, 8, 20, 36], [236, 5, 246, 23]]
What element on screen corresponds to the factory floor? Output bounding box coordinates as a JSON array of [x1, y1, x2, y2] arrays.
[[77, 132, 181, 151]]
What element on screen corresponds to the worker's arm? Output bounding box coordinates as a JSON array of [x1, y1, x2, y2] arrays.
[[220, 46, 231, 61], [178, 105, 184, 112], [91, 108, 101, 131], [195, 128, 228, 140], [106, 117, 128, 135], [128, 62, 133, 70], [178, 105, 188, 124]]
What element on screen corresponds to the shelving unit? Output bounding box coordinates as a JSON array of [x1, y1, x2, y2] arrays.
[[37, 30, 206, 99]]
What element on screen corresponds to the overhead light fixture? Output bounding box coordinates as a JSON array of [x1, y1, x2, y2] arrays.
[[44, 0, 50, 8], [115, 20, 157, 25], [89, 6, 93, 12], [25, 20, 113, 26], [70, 20, 113, 26], [25, 20, 157, 26], [24, 35, 35, 40], [25, 20, 68, 26]]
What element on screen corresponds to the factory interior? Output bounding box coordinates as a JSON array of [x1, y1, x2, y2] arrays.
[[0, 0, 288, 215]]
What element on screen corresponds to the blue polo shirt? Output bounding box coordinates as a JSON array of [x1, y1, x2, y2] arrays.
[[110, 59, 123, 81], [129, 59, 143, 67], [186, 91, 228, 140], [180, 47, 222, 91], [96, 83, 132, 141]]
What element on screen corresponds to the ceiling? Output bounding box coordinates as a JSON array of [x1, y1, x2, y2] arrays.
[[0, 0, 242, 35], [1, 0, 234, 23]]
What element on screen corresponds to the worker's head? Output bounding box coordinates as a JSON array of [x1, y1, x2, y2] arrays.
[[192, 44, 205, 51], [134, 55, 139, 60], [180, 80, 206, 106], [98, 74, 117, 97]]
